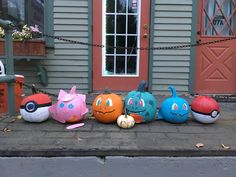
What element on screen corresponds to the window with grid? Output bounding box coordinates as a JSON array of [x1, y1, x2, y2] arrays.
[[203, 0, 236, 36], [103, 0, 140, 76]]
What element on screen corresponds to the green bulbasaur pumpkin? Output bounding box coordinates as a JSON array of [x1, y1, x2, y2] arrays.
[[125, 80, 157, 123]]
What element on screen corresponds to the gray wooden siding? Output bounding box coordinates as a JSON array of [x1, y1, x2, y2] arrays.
[[15, 0, 90, 95], [151, 0, 193, 95]]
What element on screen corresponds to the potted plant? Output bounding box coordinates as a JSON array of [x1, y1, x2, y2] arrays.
[[0, 25, 45, 56]]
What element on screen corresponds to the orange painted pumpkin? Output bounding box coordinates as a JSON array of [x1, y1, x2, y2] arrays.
[[92, 89, 123, 123]]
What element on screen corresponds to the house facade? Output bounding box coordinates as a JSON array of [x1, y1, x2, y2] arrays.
[[1, 0, 236, 95]]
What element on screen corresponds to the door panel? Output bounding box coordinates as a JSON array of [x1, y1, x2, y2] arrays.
[[92, 0, 150, 91], [195, 0, 236, 94]]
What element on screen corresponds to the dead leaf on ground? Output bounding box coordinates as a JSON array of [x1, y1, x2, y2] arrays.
[[10, 118, 16, 123], [196, 143, 204, 148], [10, 115, 22, 123], [221, 144, 231, 149], [2, 127, 12, 133]]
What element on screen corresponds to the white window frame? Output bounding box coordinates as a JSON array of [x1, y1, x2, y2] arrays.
[[102, 0, 141, 77]]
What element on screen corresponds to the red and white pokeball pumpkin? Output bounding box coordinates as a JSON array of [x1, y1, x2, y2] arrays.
[[191, 96, 220, 124], [20, 93, 52, 122]]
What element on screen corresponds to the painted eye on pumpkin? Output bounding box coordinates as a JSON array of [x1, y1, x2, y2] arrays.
[[172, 103, 178, 110], [96, 97, 102, 106], [105, 98, 113, 107], [138, 99, 145, 107], [182, 103, 188, 110], [68, 103, 74, 109], [59, 102, 65, 108], [127, 98, 134, 105]]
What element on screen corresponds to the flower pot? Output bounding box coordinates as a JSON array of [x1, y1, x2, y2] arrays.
[[0, 40, 45, 57]]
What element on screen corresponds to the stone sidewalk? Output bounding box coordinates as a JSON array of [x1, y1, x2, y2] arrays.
[[0, 98, 236, 157]]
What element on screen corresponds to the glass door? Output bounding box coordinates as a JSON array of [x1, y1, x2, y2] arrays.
[[93, 0, 151, 91]]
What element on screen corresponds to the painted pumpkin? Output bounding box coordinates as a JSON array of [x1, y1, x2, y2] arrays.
[[125, 80, 157, 123], [20, 93, 52, 122], [191, 96, 220, 124], [117, 111, 135, 129], [92, 89, 123, 123], [49, 86, 88, 123], [158, 86, 189, 123]]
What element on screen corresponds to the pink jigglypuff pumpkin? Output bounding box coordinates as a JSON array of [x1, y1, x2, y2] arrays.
[[49, 86, 88, 123]]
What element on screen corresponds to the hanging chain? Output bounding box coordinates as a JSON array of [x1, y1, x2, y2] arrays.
[[15, 33, 236, 97], [43, 33, 236, 50]]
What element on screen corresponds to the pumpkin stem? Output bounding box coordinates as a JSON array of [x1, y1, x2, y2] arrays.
[[169, 86, 177, 97], [124, 108, 128, 118], [137, 80, 146, 92], [31, 84, 37, 94], [103, 87, 112, 94]]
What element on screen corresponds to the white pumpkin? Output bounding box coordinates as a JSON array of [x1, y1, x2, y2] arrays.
[[117, 114, 135, 129]]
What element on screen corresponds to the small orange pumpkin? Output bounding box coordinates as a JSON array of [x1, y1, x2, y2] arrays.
[[92, 89, 123, 123]]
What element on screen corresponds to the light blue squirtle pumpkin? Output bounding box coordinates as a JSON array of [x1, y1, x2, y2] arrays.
[[158, 86, 189, 123], [125, 80, 157, 123]]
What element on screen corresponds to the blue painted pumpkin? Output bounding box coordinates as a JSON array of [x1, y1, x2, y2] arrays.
[[125, 80, 157, 123], [158, 86, 189, 123]]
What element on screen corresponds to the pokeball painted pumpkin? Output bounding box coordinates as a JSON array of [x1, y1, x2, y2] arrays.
[[20, 93, 52, 122], [125, 80, 157, 123], [92, 89, 123, 123], [49, 86, 88, 123], [191, 96, 220, 124], [158, 86, 189, 123]]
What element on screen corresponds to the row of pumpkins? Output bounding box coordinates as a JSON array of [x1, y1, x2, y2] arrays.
[[20, 81, 220, 129]]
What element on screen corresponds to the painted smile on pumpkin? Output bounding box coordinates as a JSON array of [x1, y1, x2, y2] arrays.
[[170, 112, 188, 117], [128, 109, 146, 113], [95, 109, 115, 114]]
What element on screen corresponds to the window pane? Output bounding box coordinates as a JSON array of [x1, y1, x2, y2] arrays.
[[106, 36, 114, 54], [117, 0, 126, 13], [127, 36, 137, 54], [106, 0, 115, 13], [116, 15, 126, 34], [0, 0, 25, 27], [128, 15, 137, 34], [106, 15, 115, 33], [116, 56, 125, 74], [116, 36, 126, 54], [105, 56, 114, 75], [203, 0, 236, 36], [27, 0, 44, 32], [128, 0, 138, 13], [127, 56, 137, 74]]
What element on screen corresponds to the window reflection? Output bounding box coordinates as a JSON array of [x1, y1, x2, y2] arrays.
[[105, 56, 114, 75], [106, 0, 115, 13], [0, 0, 25, 28], [116, 15, 126, 34], [0, 0, 44, 32], [106, 15, 115, 33], [128, 0, 138, 13], [116, 56, 125, 74], [116, 36, 126, 54], [106, 36, 114, 54], [127, 56, 137, 74], [128, 15, 137, 34], [117, 0, 126, 13]]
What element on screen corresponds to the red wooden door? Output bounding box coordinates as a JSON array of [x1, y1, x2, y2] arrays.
[[195, 0, 236, 94], [92, 0, 150, 91]]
